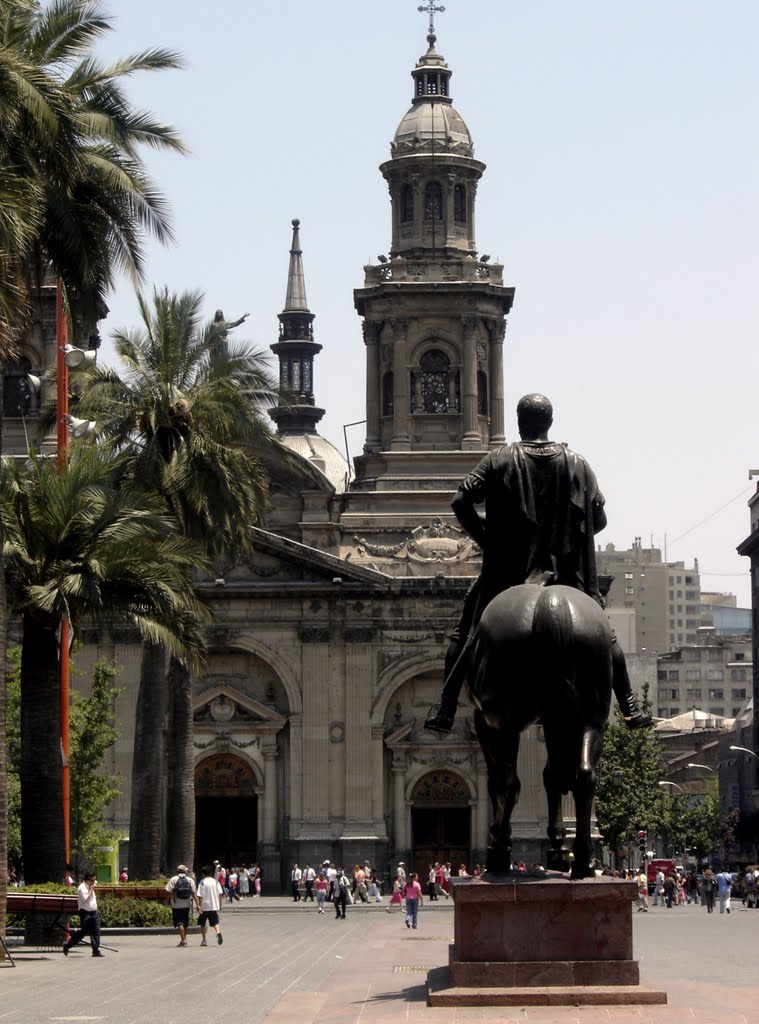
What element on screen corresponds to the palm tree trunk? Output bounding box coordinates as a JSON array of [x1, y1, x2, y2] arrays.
[[0, 397, 7, 954], [128, 643, 168, 880], [165, 655, 195, 871], [20, 612, 64, 883]]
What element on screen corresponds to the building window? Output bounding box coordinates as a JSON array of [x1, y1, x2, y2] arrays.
[[454, 184, 467, 222], [668, 670, 680, 681], [657, 670, 667, 681], [711, 707, 724, 716], [685, 669, 701, 681], [625, 572, 634, 579], [731, 668, 746, 681], [625, 587, 634, 595], [382, 372, 394, 416], [708, 689, 724, 700], [477, 370, 488, 414], [686, 688, 701, 699], [706, 669, 724, 681], [400, 184, 414, 224], [669, 688, 679, 700], [420, 349, 450, 413], [424, 181, 443, 221], [732, 688, 747, 699], [733, 652, 745, 661]]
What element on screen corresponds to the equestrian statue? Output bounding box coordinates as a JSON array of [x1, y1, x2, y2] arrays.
[[425, 394, 651, 879]]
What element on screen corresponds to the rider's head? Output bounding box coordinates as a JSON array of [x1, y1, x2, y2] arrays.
[[516, 393, 553, 440]]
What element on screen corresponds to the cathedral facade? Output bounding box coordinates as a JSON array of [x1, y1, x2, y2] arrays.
[[47, 27, 564, 887]]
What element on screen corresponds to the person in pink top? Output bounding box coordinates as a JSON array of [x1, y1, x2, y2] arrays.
[[404, 872, 424, 929]]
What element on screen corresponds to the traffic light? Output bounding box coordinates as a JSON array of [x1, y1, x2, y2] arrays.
[[638, 829, 647, 853]]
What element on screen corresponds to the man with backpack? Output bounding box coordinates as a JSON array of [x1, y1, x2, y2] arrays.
[[166, 864, 197, 947]]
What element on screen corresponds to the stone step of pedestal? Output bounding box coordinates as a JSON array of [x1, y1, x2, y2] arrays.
[[449, 946, 640, 987], [427, 967, 668, 1007]]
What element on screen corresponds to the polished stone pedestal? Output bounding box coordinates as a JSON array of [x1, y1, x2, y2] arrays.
[[427, 873, 667, 1007]]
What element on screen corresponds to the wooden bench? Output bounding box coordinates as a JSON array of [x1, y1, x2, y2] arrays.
[[5, 892, 81, 958], [88, 885, 170, 903]]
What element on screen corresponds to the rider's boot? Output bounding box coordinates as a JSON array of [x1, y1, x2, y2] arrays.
[[612, 641, 652, 729], [424, 638, 464, 734]]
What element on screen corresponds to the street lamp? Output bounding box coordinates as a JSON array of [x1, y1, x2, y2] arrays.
[[687, 763, 715, 772], [729, 745, 759, 760], [658, 781, 685, 794], [55, 285, 97, 867]]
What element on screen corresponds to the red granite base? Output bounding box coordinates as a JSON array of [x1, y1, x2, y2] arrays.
[[448, 945, 640, 987], [426, 874, 667, 1007], [427, 967, 668, 1006]]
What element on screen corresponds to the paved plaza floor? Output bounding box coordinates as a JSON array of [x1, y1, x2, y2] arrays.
[[1, 898, 757, 1024]]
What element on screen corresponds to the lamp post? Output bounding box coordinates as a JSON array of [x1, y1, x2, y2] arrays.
[[729, 745, 759, 760], [686, 763, 715, 772], [658, 781, 684, 795], [55, 284, 96, 866]]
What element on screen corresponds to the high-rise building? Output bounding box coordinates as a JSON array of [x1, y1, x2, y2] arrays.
[[597, 538, 702, 654]]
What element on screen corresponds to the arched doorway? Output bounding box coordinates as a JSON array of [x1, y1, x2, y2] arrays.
[[411, 770, 471, 875], [194, 754, 259, 869]]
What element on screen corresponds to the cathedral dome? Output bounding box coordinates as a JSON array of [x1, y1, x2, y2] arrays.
[[279, 433, 349, 494], [391, 102, 473, 157]]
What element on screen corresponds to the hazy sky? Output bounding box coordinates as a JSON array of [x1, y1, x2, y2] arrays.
[[95, 0, 759, 604]]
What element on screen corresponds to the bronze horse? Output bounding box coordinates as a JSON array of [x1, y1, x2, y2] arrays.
[[468, 583, 614, 879]]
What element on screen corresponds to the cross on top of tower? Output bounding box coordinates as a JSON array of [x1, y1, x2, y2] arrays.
[[418, 1, 445, 41]]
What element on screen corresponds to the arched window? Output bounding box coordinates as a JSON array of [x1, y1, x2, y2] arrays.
[[400, 184, 414, 224], [477, 371, 488, 415], [454, 184, 467, 223], [382, 372, 394, 416], [424, 182, 443, 221], [420, 349, 450, 413]]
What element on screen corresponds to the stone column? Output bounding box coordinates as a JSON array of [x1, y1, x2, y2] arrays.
[[344, 644, 374, 823], [363, 320, 381, 452], [288, 712, 303, 836], [488, 318, 506, 448], [261, 744, 279, 843], [392, 757, 408, 851], [390, 317, 411, 450], [371, 726, 387, 835], [461, 315, 481, 450], [302, 645, 330, 825], [445, 174, 456, 248]]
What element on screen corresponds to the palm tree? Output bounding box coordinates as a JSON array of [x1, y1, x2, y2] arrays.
[[73, 289, 284, 872], [0, 446, 210, 883], [0, 0, 187, 333]]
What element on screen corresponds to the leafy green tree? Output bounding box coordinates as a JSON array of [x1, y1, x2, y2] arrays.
[[72, 289, 285, 874], [595, 687, 668, 865], [0, 446, 209, 883], [69, 659, 122, 875], [682, 780, 720, 864]]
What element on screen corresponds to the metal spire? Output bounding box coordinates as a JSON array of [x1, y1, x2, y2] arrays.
[[284, 218, 309, 312]]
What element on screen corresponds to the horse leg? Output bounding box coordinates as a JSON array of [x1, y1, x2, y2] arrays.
[[570, 724, 605, 879], [475, 711, 521, 873], [543, 758, 569, 872]]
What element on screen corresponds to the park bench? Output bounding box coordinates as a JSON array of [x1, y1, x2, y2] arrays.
[[4, 892, 81, 961]]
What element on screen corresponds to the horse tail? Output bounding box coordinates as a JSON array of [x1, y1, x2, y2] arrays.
[[533, 587, 576, 700]]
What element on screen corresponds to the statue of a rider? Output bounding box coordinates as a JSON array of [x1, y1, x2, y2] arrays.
[[425, 393, 651, 734]]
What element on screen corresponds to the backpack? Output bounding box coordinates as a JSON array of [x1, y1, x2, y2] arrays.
[[174, 874, 193, 900]]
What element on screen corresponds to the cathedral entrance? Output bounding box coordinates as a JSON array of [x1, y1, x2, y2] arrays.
[[410, 770, 471, 876], [194, 754, 259, 869]]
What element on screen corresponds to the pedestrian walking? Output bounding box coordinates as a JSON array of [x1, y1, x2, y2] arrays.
[[303, 864, 316, 901], [636, 868, 649, 912], [716, 868, 733, 914], [334, 868, 349, 919], [291, 863, 302, 901], [387, 877, 404, 912], [196, 864, 224, 945], [63, 870, 104, 957], [315, 871, 328, 913], [702, 868, 716, 913], [166, 864, 197, 946], [404, 872, 423, 929]]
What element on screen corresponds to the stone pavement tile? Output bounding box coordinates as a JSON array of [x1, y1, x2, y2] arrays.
[[264, 992, 328, 1023]]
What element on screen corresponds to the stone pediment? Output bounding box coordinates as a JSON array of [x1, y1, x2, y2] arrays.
[[245, 527, 393, 586], [353, 517, 476, 564], [193, 683, 287, 733]]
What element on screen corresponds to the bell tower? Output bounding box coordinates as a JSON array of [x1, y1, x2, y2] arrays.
[[354, 20, 515, 461]]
